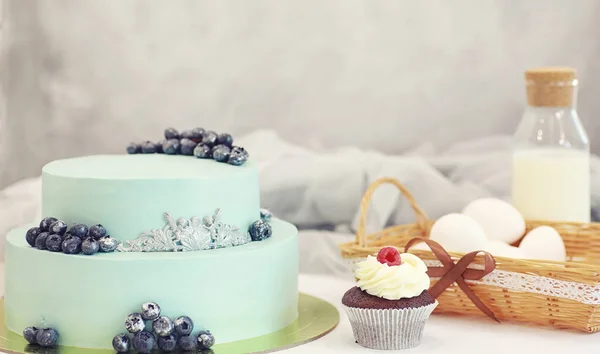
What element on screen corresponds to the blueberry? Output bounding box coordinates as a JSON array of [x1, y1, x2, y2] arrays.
[[191, 127, 206, 142], [141, 302, 161, 321], [125, 313, 145, 334], [49, 220, 67, 236], [88, 224, 107, 239], [81, 238, 100, 255], [193, 144, 212, 159], [99, 236, 118, 252], [132, 331, 155, 354], [23, 326, 38, 344], [201, 131, 218, 147], [157, 334, 177, 352], [163, 139, 181, 155], [216, 133, 233, 147], [228, 146, 249, 166], [197, 330, 215, 350], [260, 208, 273, 222], [249, 220, 272, 241], [211, 144, 231, 162], [35, 328, 59, 347], [180, 130, 195, 140], [177, 335, 197, 351], [26, 227, 41, 247], [61, 237, 82, 254], [172, 316, 194, 336], [141, 141, 158, 154], [46, 234, 63, 252], [164, 127, 180, 140], [180, 138, 198, 156], [152, 316, 174, 337], [156, 139, 166, 153], [68, 223, 89, 238], [126, 142, 141, 154], [112, 333, 130, 353], [35, 232, 50, 250], [39, 217, 58, 232]]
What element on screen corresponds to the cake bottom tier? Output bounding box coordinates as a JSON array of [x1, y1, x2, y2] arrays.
[[4, 219, 298, 349]]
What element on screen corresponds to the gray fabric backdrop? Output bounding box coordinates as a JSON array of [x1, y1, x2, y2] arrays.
[[1, 0, 600, 188]]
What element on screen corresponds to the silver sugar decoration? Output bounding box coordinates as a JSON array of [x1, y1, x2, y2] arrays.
[[117, 209, 251, 252]]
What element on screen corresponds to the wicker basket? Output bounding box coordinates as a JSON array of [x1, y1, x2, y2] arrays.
[[339, 177, 600, 332]]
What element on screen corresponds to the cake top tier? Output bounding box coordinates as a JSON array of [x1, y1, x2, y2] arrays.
[[43, 154, 255, 180], [42, 154, 260, 243]]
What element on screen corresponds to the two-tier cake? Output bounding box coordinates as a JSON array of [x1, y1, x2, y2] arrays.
[[3, 131, 299, 351]]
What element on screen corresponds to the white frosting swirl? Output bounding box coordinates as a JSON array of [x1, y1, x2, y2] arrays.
[[355, 253, 430, 300]]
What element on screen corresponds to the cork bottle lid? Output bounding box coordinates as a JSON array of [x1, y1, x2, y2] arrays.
[[525, 67, 577, 107], [525, 67, 576, 84]]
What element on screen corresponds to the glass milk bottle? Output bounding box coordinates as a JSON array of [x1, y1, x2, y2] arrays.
[[512, 67, 590, 222]]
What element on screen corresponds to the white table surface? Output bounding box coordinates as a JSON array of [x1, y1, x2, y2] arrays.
[[0, 266, 597, 354]]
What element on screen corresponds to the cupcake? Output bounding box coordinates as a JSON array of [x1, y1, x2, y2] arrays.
[[342, 246, 437, 350]]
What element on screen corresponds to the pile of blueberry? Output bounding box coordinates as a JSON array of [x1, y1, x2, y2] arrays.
[[114, 302, 214, 353], [249, 209, 274, 242], [23, 326, 59, 348], [127, 127, 249, 166], [26, 217, 119, 255]]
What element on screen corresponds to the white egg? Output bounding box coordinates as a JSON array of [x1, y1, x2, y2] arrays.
[[429, 213, 487, 253], [462, 198, 526, 244], [484, 240, 510, 254], [519, 226, 567, 262], [484, 240, 526, 259], [410, 242, 430, 251]]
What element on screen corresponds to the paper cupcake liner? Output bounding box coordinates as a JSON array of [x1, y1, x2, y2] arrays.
[[343, 301, 438, 350]]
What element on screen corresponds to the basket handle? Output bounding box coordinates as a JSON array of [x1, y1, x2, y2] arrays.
[[356, 177, 429, 247]]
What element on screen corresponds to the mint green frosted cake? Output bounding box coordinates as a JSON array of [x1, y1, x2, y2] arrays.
[[4, 154, 299, 350], [43, 155, 260, 243]]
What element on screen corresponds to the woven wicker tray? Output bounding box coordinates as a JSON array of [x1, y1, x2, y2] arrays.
[[339, 177, 600, 332]]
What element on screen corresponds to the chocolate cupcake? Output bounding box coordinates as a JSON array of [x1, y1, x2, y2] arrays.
[[342, 247, 437, 350]]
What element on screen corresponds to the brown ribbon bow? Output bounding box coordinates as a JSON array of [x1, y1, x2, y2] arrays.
[[404, 237, 499, 322]]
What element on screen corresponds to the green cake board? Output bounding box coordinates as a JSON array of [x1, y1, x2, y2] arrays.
[[0, 293, 339, 354]]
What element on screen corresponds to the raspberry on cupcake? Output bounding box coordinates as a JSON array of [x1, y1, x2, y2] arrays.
[[342, 246, 437, 350]]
